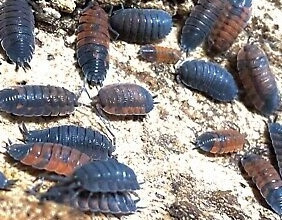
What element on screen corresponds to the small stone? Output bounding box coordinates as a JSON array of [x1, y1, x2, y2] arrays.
[[51, 0, 76, 13]]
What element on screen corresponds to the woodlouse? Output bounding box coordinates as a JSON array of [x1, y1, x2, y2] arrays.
[[177, 60, 238, 102], [207, 0, 252, 54], [0, 0, 35, 69], [92, 83, 157, 116], [0, 171, 16, 190], [7, 142, 91, 176], [76, 2, 110, 86], [20, 124, 115, 160], [180, 0, 225, 52], [268, 123, 282, 177], [0, 85, 78, 117], [195, 129, 245, 154], [110, 8, 172, 44], [241, 154, 282, 215], [40, 186, 139, 214], [54, 158, 140, 192], [138, 45, 181, 64], [237, 44, 280, 115]]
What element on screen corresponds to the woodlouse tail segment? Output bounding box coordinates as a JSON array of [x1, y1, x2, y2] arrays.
[[1, 179, 18, 190], [18, 123, 29, 140]]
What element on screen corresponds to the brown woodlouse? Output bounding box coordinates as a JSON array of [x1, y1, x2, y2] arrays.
[[237, 44, 280, 115], [207, 0, 252, 54], [7, 142, 91, 176], [76, 2, 110, 86], [0, 85, 78, 117], [195, 129, 245, 154], [40, 187, 139, 214], [241, 154, 282, 215], [92, 83, 157, 117], [138, 45, 181, 64]]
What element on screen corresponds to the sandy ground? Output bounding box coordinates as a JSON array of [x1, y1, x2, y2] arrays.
[[0, 0, 281, 219]]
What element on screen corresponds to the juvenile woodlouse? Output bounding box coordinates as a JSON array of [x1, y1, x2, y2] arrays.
[[40, 186, 139, 214], [20, 124, 115, 160], [76, 2, 110, 86], [138, 45, 181, 64], [54, 158, 140, 193], [180, 0, 225, 52], [268, 123, 282, 177], [110, 8, 172, 44], [0, 0, 35, 69], [241, 154, 282, 215], [0, 85, 78, 117], [7, 142, 91, 176], [195, 129, 245, 154], [177, 60, 238, 102], [237, 44, 280, 115], [207, 0, 252, 54], [0, 171, 16, 190], [92, 83, 157, 116]]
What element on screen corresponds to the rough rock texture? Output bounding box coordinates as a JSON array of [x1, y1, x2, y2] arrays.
[[0, 0, 281, 219]]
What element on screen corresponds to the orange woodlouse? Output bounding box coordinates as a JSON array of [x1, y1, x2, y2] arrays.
[[195, 129, 245, 154], [7, 142, 91, 176], [138, 45, 181, 64], [241, 154, 282, 215]]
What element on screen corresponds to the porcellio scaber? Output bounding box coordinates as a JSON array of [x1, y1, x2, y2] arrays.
[[268, 123, 282, 177], [110, 8, 172, 44], [53, 158, 140, 193], [180, 0, 225, 52], [7, 142, 91, 176], [20, 124, 115, 160], [0, 171, 16, 190], [241, 154, 282, 215], [207, 0, 252, 54], [76, 2, 110, 86], [0, 85, 78, 117], [92, 83, 157, 116], [177, 60, 238, 102], [195, 129, 245, 154], [138, 45, 181, 64], [40, 187, 139, 214], [237, 44, 280, 115], [0, 0, 35, 69]]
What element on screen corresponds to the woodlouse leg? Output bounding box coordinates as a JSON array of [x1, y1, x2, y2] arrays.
[[109, 26, 119, 40]]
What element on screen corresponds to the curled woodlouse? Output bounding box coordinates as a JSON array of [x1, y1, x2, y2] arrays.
[[76, 2, 110, 86], [237, 44, 280, 115], [110, 8, 172, 44], [241, 154, 282, 215], [19, 124, 115, 160], [0, 171, 16, 190], [177, 60, 238, 102], [0, 0, 35, 69], [195, 129, 245, 154], [138, 45, 181, 64], [207, 0, 252, 54], [54, 158, 140, 192], [92, 83, 157, 116], [7, 142, 91, 176], [0, 85, 78, 117], [40, 186, 139, 214], [268, 123, 282, 177], [180, 0, 225, 52]]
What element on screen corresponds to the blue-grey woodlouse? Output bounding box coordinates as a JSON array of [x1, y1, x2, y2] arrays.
[[177, 60, 238, 102], [0, 171, 16, 190], [268, 123, 282, 177], [19, 124, 115, 160], [110, 8, 172, 44], [40, 186, 139, 214], [54, 158, 140, 193], [0, 85, 78, 117], [180, 0, 225, 52], [237, 44, 280, 115], [76, 2, 110, 86], [0, 0, 35, 70], [241, 154, 282, 215]]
